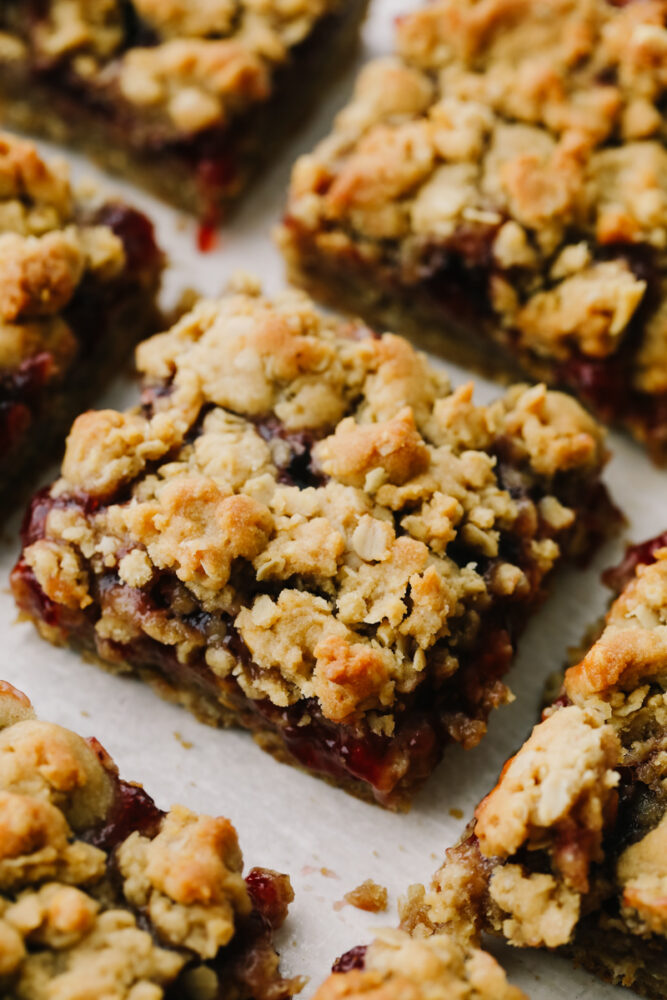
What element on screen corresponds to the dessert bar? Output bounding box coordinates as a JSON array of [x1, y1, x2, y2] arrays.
[[314, 928, 525, 1000], [411, 534, 667, 996], [0, 130, 161, 514], [0, 680, 300, 1000], [280, 0, 667, 461], [0, 0, 368, 221], [11, 279, 616, 809]]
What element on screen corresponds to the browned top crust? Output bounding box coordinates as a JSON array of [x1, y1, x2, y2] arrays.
[[0, 683, 275, 1000], [23, 277, 609, 728], [283, 0, 667, 395], [0, 0, 342, 138], [423, 539, 667, 959], [0, 131, 126, 380], [313, 929, 526, 1000]]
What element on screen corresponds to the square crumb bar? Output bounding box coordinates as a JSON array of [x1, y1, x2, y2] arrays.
[[0, 130, 162, 514], [280, 0, 667, 462], [314, 928, 525, 1000], [412, 535, 667, 996], [0, 680, 300, 1000], [0, 0, 368, 221], [11, 279, 617, 809]]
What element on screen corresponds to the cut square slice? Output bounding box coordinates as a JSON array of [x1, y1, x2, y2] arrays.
[[11, 278, 617, 809], [414, 535, 667, 996], [279, 0, 667, 462], [0, 130, 162, 515], [0, 0, 368, 221], [314, 928, 526, 1000], [0, 680, 301, 1000]]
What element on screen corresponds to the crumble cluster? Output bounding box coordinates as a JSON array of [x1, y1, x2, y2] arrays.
[[23, 280, 607, 730], [0, 131, 126, 380], [313, 928, 526, 1000], [283, 0, 667, 395], [423, 547, 667, 957], [0, 0, 342, 137], [0, 680, 257, 1000]]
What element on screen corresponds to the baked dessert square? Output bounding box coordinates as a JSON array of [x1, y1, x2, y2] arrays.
[[314, 928, 525, 1000], [0, 0, 369, 221], [0, 680, 300, 1000], [279, 0, 667, 462], [411, 534, 667, 996], [0, 130, 162, 515], [11, 278, 617, 809]]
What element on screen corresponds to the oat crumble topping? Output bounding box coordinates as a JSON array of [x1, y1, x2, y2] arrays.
[[1, 0, 343, 138], [17, 280, 610, 739]]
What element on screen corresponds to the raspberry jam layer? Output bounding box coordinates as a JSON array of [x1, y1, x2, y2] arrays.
[[602, 531, 667, 594]]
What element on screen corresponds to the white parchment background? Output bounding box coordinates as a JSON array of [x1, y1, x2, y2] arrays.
[[0, 1, 665, 995]]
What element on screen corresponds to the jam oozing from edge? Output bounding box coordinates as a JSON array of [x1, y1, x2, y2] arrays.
[[92, 202, 162, 276], [332, 945, 368, 972], [85, 779, 165, 852], [0, 353, 55, 458], [245, 868, 294, 931], [602, 531, 667, 594]]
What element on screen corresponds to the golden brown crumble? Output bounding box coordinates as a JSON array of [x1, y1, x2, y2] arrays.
[[3, 0, 343, 137], [474, 707, 620, 868], [282, 0, 667, 395], [313, 929, 526, 1000], [341, 879, 388, 913], [0, 683, 285, 1000], [25, 281, 610, 729]]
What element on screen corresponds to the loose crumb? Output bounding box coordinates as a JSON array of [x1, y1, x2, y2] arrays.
[[173, 731, 193, 749], [449, 807, 464, 819], [336, 879, 388, 913]]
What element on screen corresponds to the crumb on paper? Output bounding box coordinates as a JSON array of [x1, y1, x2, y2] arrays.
[[335, 879, 388, 913], [174, 730, 193, 749], [302, 865, 339, 879], [449, 807, 464, 819]]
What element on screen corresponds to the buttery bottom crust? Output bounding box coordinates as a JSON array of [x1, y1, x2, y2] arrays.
[[0, 0, 369, 219], [565, 924, 667, 1000]]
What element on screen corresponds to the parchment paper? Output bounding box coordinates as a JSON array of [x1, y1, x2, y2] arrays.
[[0, 2, 664, 994]]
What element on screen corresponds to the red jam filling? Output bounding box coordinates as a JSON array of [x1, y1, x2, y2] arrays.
[[332, 945, 368, 972], [602, 531, 667, 594]]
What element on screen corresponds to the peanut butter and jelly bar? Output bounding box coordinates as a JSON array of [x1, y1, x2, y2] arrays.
[[411, 535, 667, 996], [0, 0, 368, 220], [11, 279, 616, 809], [0, 680, 299, 1000], [280, 0, 667, 462], [0, 131, 161, 513], [314, 929, 526, 1000]]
